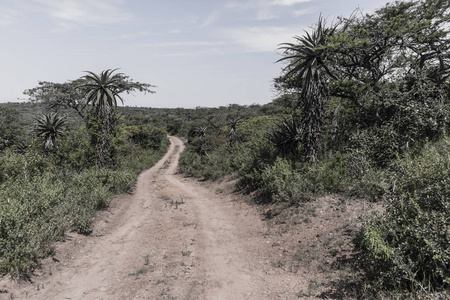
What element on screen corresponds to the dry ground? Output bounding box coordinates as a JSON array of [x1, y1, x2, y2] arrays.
[[0, 136, 374, 300]]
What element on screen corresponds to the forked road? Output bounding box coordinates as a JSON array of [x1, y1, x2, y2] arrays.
[[4, 136, 304, 300]]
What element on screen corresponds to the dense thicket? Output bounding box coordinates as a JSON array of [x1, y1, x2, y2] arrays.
[[178, 0, 450, 296], [356, 139, 450, 293]]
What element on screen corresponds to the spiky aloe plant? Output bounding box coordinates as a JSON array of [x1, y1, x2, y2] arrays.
[[267, 115, 302, 158], [79, 69, 124, 166], [278, 17, 336, 164], [35, 112, 66, 153], [81, 69, 124, 114]]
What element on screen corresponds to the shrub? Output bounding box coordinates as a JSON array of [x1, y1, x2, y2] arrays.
[[236, 115, 278, 143], [0, 106, 28, 152], [350, 169, 390, 202], [232, 135, 276, 192], [55, 128, 95, 171], [0, 175, 68, 278], [0, 149, 52, 183], [349, 125, 401, 168], [178, 115, 279, 187], [0, 132, 169, 279], [260, 157, 311, 203], [310, 151, 348, 193], [119, 125, 166, 150], [166, 118, 182, 135], [258, 152, 350, 203], [179, 148, 230, 180], [356, 138, 450, 293], [116, 136, 169, 175]]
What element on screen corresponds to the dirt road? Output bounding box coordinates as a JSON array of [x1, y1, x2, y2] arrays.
[[3, 136, 313, 300]]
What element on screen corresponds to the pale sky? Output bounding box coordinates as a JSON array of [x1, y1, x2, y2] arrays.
[[1, 0, 391, 108]]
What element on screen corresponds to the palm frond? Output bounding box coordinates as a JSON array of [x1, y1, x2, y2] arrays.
[[34, 112, 66, 152], [267, 115, 302, 158], [79, 69, 124, 112]]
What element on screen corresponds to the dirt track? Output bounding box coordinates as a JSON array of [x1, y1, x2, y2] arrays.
[[2, 136, 316, 300]]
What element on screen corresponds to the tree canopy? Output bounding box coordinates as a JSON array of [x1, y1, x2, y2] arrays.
[[277, 0, 450, 164], [24, 72, 155, 118]]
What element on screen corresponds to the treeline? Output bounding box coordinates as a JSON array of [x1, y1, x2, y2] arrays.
[[177, 0, 449, 297], [0, 70, 168, 279]]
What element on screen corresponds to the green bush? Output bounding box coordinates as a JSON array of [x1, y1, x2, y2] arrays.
[[55, 129, 95, 171], [357, 138, 450, 293], [310, 151, 348, 193], [0, 149, 52, 183], [0, 106, 28, 152], [232, 136, 276, 192], [0, 169, 118, 278], [260, 157, 311, 203], [117, 125, 166, 150], [116, 137, 169, 175], [236, 115, 278, 143], [350, 169, 390, 202], [178, 115, 279, 186], [258, 152, 350, 203], [349, 125, 401, 167], [166, 118, 182, 135], [0, 175, 68, 278], [0, 131, 169, 279], [179, 145, 234, 180]]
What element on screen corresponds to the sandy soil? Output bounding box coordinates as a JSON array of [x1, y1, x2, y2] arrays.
[[1, 136, 371, 300]]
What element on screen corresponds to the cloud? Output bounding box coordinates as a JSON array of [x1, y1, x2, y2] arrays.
[[34, 0, 132, 28], [226, 0, 312, 20], [227, 0, 310, 8], [108, 31, 152, 40], [141, 40, 228, 49], [221, 26, 305, 52], [0, 8, 21, 27], [255, 7, 278, 20], [201, 10, 221, 27], [270, 0, 310, 6], [293, 8, 313, 16], [141, 26, 304, 55], [137, 39, 233, 58]]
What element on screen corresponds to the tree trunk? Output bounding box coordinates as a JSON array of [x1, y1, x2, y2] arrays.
[[302, 84, 324, 164]]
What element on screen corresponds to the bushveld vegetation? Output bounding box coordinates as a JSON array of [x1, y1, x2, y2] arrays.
[[1, 0, 448, 298], [0, 70, 168, 279], [178, 0, 449, 297]]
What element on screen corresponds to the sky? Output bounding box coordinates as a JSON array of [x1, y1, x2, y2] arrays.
[[1, 0, 392, 108]]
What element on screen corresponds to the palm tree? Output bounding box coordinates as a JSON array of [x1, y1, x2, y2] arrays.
[[277, 17, 335, 164], [35, 113, 66, 154], [81, 68, 124, 114], [79, 69, 124, 166]]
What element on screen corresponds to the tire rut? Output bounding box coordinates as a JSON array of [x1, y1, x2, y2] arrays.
[[2, 136, 304, 300]]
